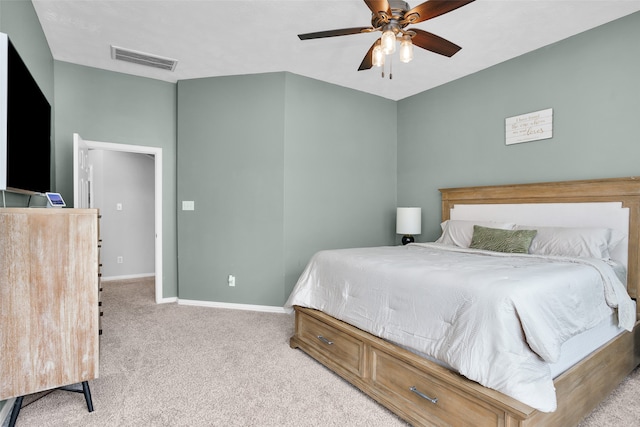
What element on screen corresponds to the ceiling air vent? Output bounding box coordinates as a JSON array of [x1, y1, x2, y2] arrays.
[[110, 45, 177, 71]]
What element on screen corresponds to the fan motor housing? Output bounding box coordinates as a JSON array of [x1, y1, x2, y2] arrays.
[[389, 0, 410, 13], [372, 1, 411, 29]]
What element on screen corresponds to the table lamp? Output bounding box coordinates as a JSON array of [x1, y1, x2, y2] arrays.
[[396, 207, 421, 245]]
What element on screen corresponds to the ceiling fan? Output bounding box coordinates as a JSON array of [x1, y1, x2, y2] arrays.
[[298, 0, 475, 74]]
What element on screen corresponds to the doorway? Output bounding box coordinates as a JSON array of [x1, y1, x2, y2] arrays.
[[73, 134, 164, 303]]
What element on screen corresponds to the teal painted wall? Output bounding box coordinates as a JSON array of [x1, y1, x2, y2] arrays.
[[53, 61, 178, 298], [397, 11, 640, 242], [176, 72, 397, 306], [0, 0, 52, 102], [176, 73, 286, 305], [283, 73, 397, 299]]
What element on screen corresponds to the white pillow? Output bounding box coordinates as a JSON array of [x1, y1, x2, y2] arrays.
[[436, 220, 516, 248], [514, 225, 625, 259]]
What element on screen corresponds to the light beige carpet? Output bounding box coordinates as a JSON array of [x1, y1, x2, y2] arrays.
[[9, 278, 640, 426]]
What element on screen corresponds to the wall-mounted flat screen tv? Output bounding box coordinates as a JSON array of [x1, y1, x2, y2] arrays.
[[0, 32, 52, 194]]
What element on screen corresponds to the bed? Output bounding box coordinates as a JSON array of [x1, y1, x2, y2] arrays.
[[286, 177, 640, 427]]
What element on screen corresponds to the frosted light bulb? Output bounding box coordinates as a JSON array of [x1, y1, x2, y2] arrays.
[[372, 44, 385, 67], [399, 35, 413, 63], [381, 29, 396, 55]]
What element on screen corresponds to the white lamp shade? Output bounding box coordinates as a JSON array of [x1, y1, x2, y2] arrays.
[[396, 207, 422, 235]]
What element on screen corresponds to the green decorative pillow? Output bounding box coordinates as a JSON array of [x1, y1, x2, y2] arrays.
[[469, 225, 537, 254]]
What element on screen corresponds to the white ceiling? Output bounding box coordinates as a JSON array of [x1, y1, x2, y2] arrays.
[[32, 0, 640, 101]]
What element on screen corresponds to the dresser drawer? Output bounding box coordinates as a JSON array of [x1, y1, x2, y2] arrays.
[[371, 348, 504, 427], [297, 311, 365, 378]]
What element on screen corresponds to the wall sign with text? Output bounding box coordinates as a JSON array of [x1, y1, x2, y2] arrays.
[[505, 108, 553, 145]]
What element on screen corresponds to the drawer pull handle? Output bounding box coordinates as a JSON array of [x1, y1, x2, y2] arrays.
[[410, 386, 438, 404], [317, 335, 334, 345]]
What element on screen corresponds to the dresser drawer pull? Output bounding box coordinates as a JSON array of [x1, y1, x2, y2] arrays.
[[317, 335, 334, 345], [410, 386, 438, 404]]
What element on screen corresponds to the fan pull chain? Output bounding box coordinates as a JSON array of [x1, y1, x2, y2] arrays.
[[381, 57, 393, 80]]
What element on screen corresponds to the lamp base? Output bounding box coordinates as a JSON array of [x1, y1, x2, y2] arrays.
[[401, 235, 414, 245]]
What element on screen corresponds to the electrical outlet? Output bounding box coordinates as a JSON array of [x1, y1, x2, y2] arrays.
[[117, 256, 123, 264], [228, 275, 235, 287]]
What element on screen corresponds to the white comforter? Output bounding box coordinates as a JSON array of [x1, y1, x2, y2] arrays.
[[285, 243, 636, 412]]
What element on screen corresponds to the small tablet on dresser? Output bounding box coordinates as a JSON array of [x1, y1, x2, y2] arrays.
[[45, 192, 65, 208]]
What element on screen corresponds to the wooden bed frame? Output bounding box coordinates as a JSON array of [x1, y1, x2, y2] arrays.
[[290, 177, 640, 427]]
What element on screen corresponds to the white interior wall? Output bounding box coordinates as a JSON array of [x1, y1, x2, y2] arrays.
[[89, 150, 155, 279]]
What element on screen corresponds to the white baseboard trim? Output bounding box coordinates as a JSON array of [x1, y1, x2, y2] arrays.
[[0, 398, 16, 427], [102, 273, 155, 282], [159, 297, 178, 304], [178, 299, 287, 314]]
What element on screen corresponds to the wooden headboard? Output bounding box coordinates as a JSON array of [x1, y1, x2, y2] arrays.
[[439, 177, 640, 305]]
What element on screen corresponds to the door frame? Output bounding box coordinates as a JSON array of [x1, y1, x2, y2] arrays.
[[84, 140, 164, 304]]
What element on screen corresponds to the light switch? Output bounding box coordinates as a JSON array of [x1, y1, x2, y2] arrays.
[[116, 203, 123, 211], [182, 201, 195, 211]]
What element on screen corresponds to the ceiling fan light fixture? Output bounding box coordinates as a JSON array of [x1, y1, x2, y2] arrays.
[[372, 44, 385, 67], [296, 0, 476, 74], [399, 35, 413, 63], [381, 28, 396, 55]]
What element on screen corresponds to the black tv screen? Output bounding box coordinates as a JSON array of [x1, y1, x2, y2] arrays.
[[2, 36, 51, 194]]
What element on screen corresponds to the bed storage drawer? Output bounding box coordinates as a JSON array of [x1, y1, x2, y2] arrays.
[[371, 347, 504, 427], [296, 310, 365, 378]]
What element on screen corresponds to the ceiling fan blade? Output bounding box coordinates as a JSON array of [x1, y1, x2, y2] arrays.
[[298, 27, 372, 40], [405, 0, 475, 24], [358, 40, 379, 71], [364, 0, 392, 16], [410, 28, 461, 57]]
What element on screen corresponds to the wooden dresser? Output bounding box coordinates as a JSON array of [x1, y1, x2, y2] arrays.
[[0, 208, 100, 401]]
